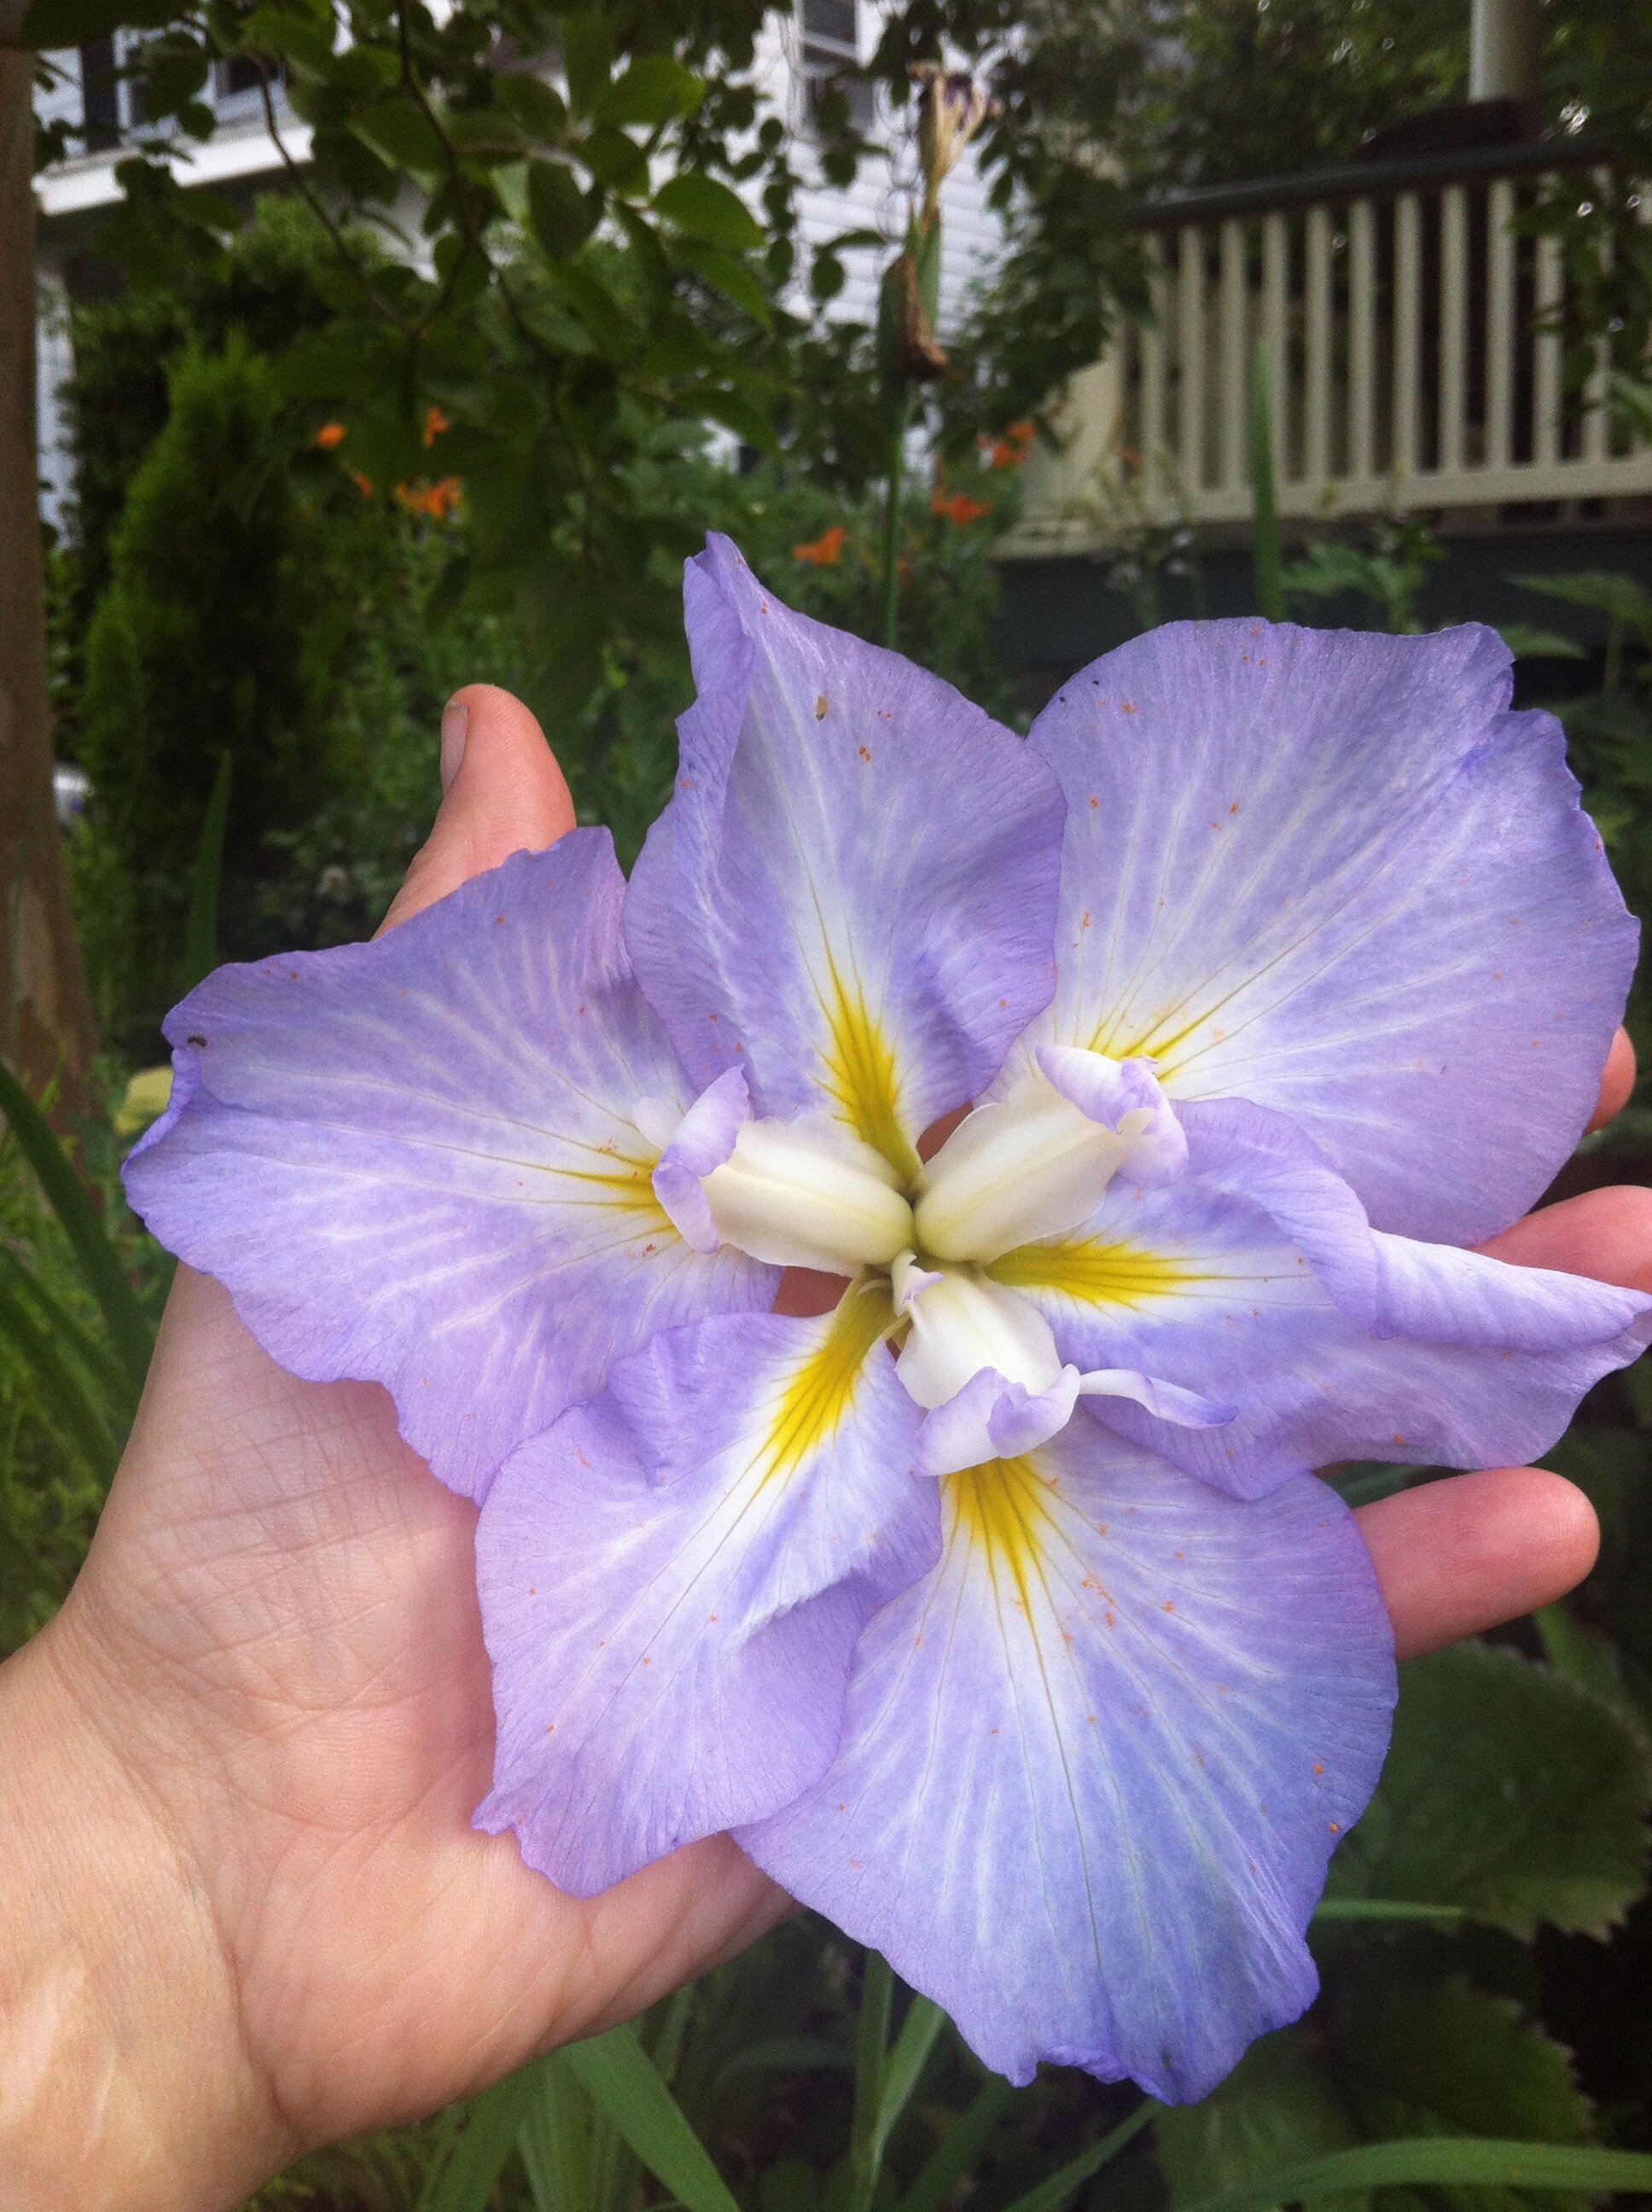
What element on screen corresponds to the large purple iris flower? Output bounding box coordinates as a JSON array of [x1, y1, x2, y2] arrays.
[[125, 536, 1649, 2104]]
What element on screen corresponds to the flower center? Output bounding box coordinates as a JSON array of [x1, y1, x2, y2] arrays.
[[643, 1048, 1189, 1430]]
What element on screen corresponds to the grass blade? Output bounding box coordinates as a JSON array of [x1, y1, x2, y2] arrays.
[[1250, 340, 1284, 622], [0, 1268, 119, 1477], [998, 2098, 1159, 2212], [0, 1057, 154, 1390], [519, 2053, 590, 2211], [848, 1949, 896, 2212], [183, 753, 233, 992], [0, 1243, 139, 1422], [1179, 2139, 1652, 2212], [899, 2076, 1018, 2212], [421, 2064, 541, 2212], [1312, 1898, 1466, 1927], [872, 1997, 948, 2168], [561, 2023, 742, 2212]]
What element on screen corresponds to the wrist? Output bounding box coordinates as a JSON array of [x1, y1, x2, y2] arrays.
[[0, 1608, 290, 2212]]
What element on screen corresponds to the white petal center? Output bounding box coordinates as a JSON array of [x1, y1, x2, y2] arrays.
[[892, 1255, 1064, 1409], [912, 1073, 1124, 1263], [702, 1117, 915, 1273]]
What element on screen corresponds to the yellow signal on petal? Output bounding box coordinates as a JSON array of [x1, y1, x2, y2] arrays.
[[556, 1142, 675, 1232], [819, 963, 922, 1185], [986, 1237, 1206, 1308], [762, 1280, 896, 1483], [945, 1454, 1054, 1602]]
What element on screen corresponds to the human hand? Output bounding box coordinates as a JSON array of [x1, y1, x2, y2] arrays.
[[0, 688, 1643, 2212]]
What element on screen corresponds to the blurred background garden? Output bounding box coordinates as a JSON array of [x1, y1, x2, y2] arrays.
[[5, 0, 1652, 2205]]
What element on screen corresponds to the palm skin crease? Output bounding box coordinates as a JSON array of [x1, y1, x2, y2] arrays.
[[3, 682, 1642, 2211]]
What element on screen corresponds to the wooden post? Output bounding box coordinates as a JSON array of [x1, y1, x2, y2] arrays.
[[0, 23, 99, 1109]]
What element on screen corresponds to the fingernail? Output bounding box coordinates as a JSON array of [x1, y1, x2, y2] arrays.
[[439, 699, 468, 793]]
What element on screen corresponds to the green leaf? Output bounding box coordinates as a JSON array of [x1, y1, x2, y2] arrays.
[[544, 259, 631, 361], [561, 2023, 742, 2212], [654, 172, 763, 253], [496, 75, 567, 144], [137, 39, 211, 121], [998, 2098, 1160, 2212], [1535, 1602, 1652, 1728], [1323, 1644, 1652, 1937], [673, 238, 772, 328], [848, 1950, 895, 2212], [1334, 1980, 1592, 2212], [183, 753, 231, 992], [0, 1243, 137, 1422], [871, 1997, 947, 2168], [899, 2076, 1018, 2212], [0, 1059, 154, 1392], [20, 0, 123, 46], [351, 97, 448, 179], [561, 10, 612, 118], [519, 2054, 590, 2212], [579, 124, 650, 195], [0, 1264, 119, 1477], [698, 386, 780, 455], [1497, 624, 1586, 661], [241, 3, 337, 79], [422, 2063, 541, 2212], [1159, 2033, 1365, 2212], [596, 55, 706, 130], [1179, 2142, 1652, 2212], [1510, 571, 1652, 635], [708, 2034, 853, 2090], [526, 157, 599, 259]]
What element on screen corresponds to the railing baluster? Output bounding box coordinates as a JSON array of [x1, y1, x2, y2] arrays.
[[1263, 211, 1289, 480], [1440, 183, 1468, 474], [1305, 202, 1331, 488], [1393, 191, 1422, 479], [1140, 234, 1168, 515], [1011, 151, 1652, 552], [1583, 164, 1613, 463], [1533, 212, 1562, 469], [1178, 224, 1207, 492], [1349, 196, 1376, 480], [1220, 216, 1247, 493], [1486, 178, 1515, 469]]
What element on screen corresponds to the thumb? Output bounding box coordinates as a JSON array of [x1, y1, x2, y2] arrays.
[[378, 684, 577, 935]]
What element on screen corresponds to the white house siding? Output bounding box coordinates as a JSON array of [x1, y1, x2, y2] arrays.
[[747, 7, 1002, 334]]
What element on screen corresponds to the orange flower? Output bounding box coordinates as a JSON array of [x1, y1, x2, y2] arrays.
[[315, 422, 347, 450], [349, 468, 375, 499], [794, 523, 848, 568], [931, 489, 992, 527], [394, 476, 463, 521], [982, 419, 1035, 470], [423, 405, 451, 448]]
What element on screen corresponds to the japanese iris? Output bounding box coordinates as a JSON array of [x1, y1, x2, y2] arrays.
[[125, 536, 1650, 2104]]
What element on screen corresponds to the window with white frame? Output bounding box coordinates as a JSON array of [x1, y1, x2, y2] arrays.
[[798, 0, 874, 132]]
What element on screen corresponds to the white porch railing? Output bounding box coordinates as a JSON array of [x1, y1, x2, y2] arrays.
[[1013, 141, 1652, 550]]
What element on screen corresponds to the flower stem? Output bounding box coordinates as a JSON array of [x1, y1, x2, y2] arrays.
[[881, 405, 912, 651]]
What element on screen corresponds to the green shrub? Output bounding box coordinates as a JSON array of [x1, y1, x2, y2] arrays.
[[76, 339, 345, 1022]]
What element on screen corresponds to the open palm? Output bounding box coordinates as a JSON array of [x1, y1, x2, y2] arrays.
[[20, 685, 1645, 2209]]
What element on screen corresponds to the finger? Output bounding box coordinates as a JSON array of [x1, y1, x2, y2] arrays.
[[1356, 1465, 1599, 1662], [1585, 1027, 1637, 1133], [379, 685, 576, 935], [1476, 1181, 1652, 1289]]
